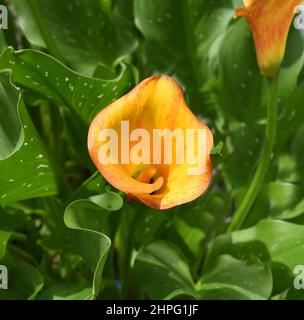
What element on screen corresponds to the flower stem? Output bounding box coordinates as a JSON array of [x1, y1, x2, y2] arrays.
[[227, 77, 279, 232]]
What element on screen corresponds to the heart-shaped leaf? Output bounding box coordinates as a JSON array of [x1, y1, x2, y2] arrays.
[[207, 219, 304, 274], [0, 47, 137, 124]]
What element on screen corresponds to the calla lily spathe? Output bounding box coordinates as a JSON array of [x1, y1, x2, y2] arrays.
[[88, 76, 213, 210], [236, 0, 302, 79]]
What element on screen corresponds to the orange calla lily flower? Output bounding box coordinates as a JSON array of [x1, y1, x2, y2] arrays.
[[88, 76, 213, 210], [235, 0, 301, 79]]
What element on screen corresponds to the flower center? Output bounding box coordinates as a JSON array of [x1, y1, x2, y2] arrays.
[[136, 167, 164, 193]]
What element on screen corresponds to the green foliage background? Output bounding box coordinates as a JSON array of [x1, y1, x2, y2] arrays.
[[0, 0, 304, 300]]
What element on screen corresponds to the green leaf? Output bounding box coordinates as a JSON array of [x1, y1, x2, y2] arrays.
[[64, 198, 112, 299], [0, 71, 57, 205], [219, 19, 266, 190], [0, 47, 136, 124], [163, 206, 214, 260], [134, 0, 233, 110], [275, 32, 304, 151], [0, 231, 10, 259], [39, 283, 92, 300], [221, 121, 265, 191], [206, 219, 304, 290], [219, 19, 264, 121], [173, 217, 206, 257], [198, 255, 272, 300], [114, 203, 136, 282], [287, 286, 304, 300], [133, 240, 197, 299], [276, 89, 304, 151], [268, 181, 304, 220], [132, 207, 170, 249], [0, 71, 23, 160], [277, 154, 299, 184], [41, 173, 109, 256], [231, 220, 304, 271], [67, 171, 106, 203], [211, 141, 224, 156], [0, 263, 43, 300], [11, 0, 138, 74], [0, 208, 25, 259], [204, 219, 304, 295], [89, 191, 123, 211], [0, 30, 6, 52]]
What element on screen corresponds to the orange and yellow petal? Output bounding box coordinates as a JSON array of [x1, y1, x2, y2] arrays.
[[235, 0, 302, 79], [88, 76, 213, 210]]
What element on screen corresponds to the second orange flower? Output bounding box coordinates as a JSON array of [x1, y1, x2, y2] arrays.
[[235, 0, 302, 79]]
